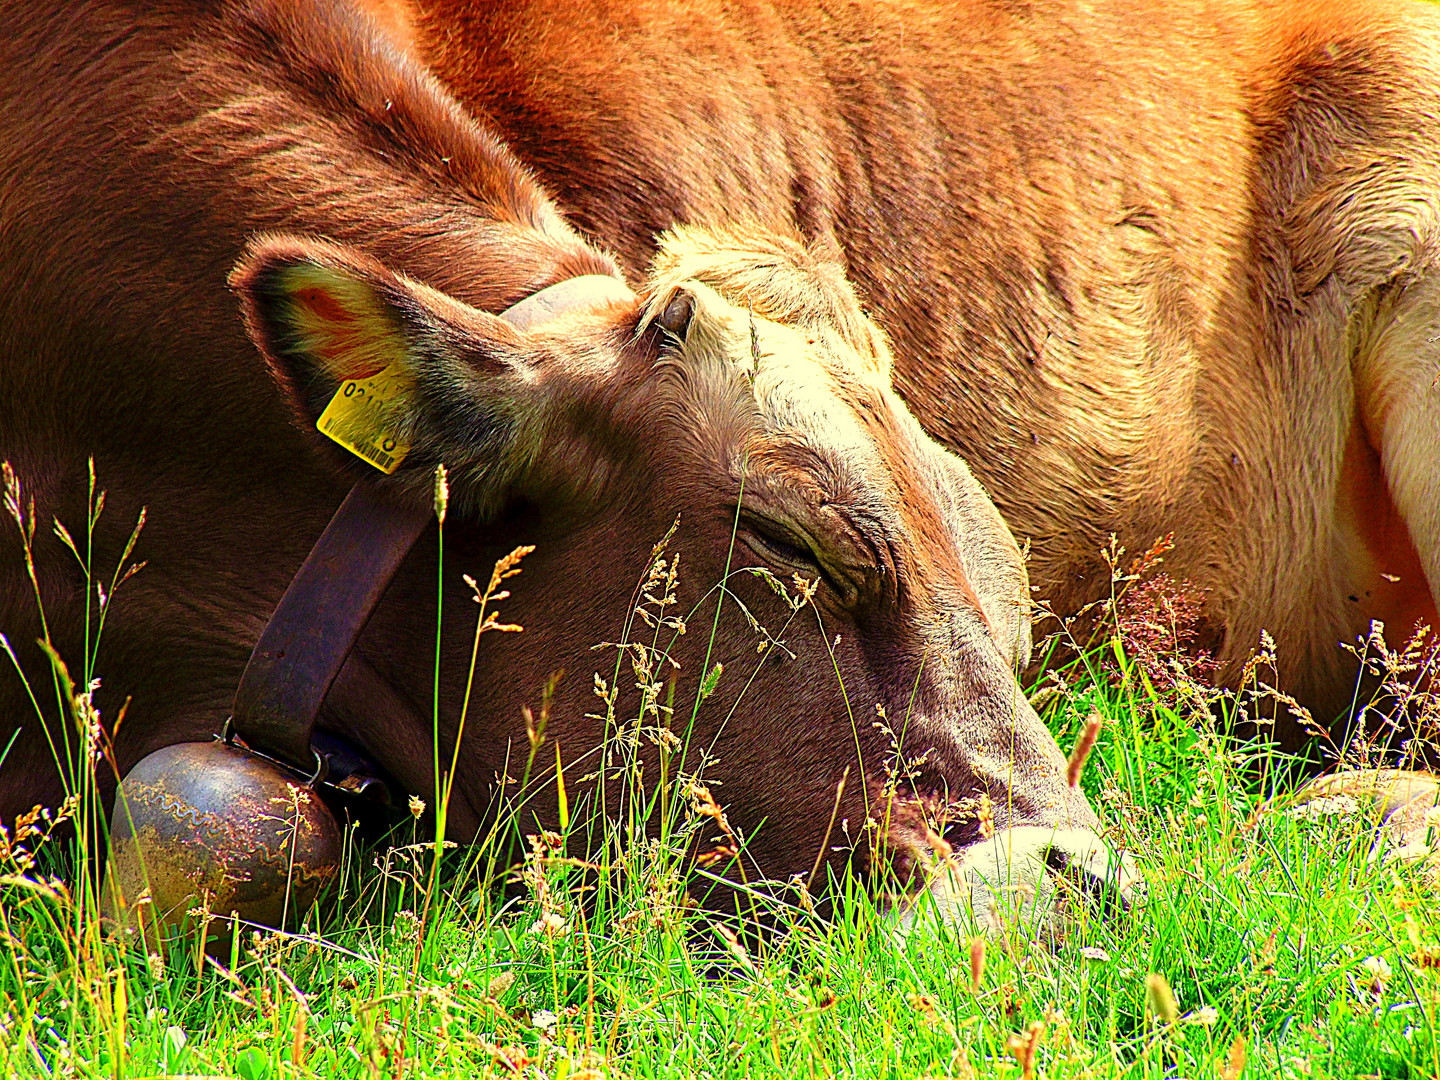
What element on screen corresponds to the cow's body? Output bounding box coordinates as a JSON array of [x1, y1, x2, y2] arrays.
[[393, 0, 1440, 723]]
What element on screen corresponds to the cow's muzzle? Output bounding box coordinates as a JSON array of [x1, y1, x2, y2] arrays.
[[897, 825, 1142, 939]]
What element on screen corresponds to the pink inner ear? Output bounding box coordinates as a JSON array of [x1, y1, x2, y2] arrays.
[[291, 284, 387, 380], [295, 285, 354, 325]]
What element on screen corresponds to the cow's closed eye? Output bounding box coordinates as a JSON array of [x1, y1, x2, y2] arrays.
[[742, 515, 853, 601], [746, 517, 813, 565]]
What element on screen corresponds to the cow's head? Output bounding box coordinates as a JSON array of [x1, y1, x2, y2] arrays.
[[231, 225, 1134, 930]]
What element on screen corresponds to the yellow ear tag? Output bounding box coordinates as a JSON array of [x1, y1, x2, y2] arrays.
[[316, 364, 414, 474]]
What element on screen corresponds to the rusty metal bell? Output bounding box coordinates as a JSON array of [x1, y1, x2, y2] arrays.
[[102, 740, 341, 948]]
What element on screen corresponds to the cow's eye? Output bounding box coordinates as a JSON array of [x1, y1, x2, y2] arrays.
[[742, 512, 863, 606], [745, 517, 823, 574]]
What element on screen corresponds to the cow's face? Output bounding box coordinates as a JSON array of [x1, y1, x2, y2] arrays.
[[233, 226, 1132, 928]]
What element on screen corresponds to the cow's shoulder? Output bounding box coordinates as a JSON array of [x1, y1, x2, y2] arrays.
[[1244, 0, 1440, 302]]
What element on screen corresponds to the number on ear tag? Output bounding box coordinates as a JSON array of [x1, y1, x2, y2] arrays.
[[316, 364, 413, 475]]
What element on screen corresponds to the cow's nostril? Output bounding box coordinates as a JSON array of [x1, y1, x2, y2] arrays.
[[1043, 844, 1071, 876], [1043, 841, 1138, 918]]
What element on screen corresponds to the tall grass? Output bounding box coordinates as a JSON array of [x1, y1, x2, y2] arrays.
[[1, 466, 1437, 1078]]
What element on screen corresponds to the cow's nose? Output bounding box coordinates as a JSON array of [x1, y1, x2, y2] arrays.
[[898, 825, 1143, 938]]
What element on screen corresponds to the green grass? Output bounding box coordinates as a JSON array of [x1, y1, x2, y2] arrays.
[[2, 466, 1439, 1078]]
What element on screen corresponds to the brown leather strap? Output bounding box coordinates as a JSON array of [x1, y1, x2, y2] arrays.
[[228, 272, 634, 778], [230, 483, 430, 774]]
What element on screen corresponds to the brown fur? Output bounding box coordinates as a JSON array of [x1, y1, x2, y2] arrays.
[[0, 0, 1105, 899], [395, 0, 1440, 728]]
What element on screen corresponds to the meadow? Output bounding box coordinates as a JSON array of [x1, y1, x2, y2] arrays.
[[1, 465, 1438, 1079]]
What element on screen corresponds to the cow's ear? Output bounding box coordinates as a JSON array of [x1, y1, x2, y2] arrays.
[[231, 235, 546, 515]]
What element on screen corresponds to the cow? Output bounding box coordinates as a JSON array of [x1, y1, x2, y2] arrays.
[[0, 0, 1124, 929], [376, 0, 1440, 737]]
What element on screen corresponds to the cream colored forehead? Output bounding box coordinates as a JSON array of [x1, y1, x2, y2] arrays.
[[673, 283, 889, 449]]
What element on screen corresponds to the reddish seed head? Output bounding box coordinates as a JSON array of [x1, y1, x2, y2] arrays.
[[1067, 711, 1103, 788], [968, 936, 985, 992]]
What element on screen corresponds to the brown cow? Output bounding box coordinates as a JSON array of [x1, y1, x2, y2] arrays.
[[0, 0, 1122, 925], [382, 0, 1440, 734]]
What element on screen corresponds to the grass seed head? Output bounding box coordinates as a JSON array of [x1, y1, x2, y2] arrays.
[[1067, 710, 1102, 788], [1222, 1036, 1247, 1080], [1005, 1019, 1044, 1079], [1145, 972, 1179, 1025], [969, 936, 986, 992], [433, 463, 449, 524]]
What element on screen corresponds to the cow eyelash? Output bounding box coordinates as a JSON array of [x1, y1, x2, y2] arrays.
[[749, 522, 811, 565], [743, 517, 838, 591]]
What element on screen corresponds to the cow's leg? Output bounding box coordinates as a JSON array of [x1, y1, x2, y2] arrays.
[[1351, 273, 1440, 643]]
